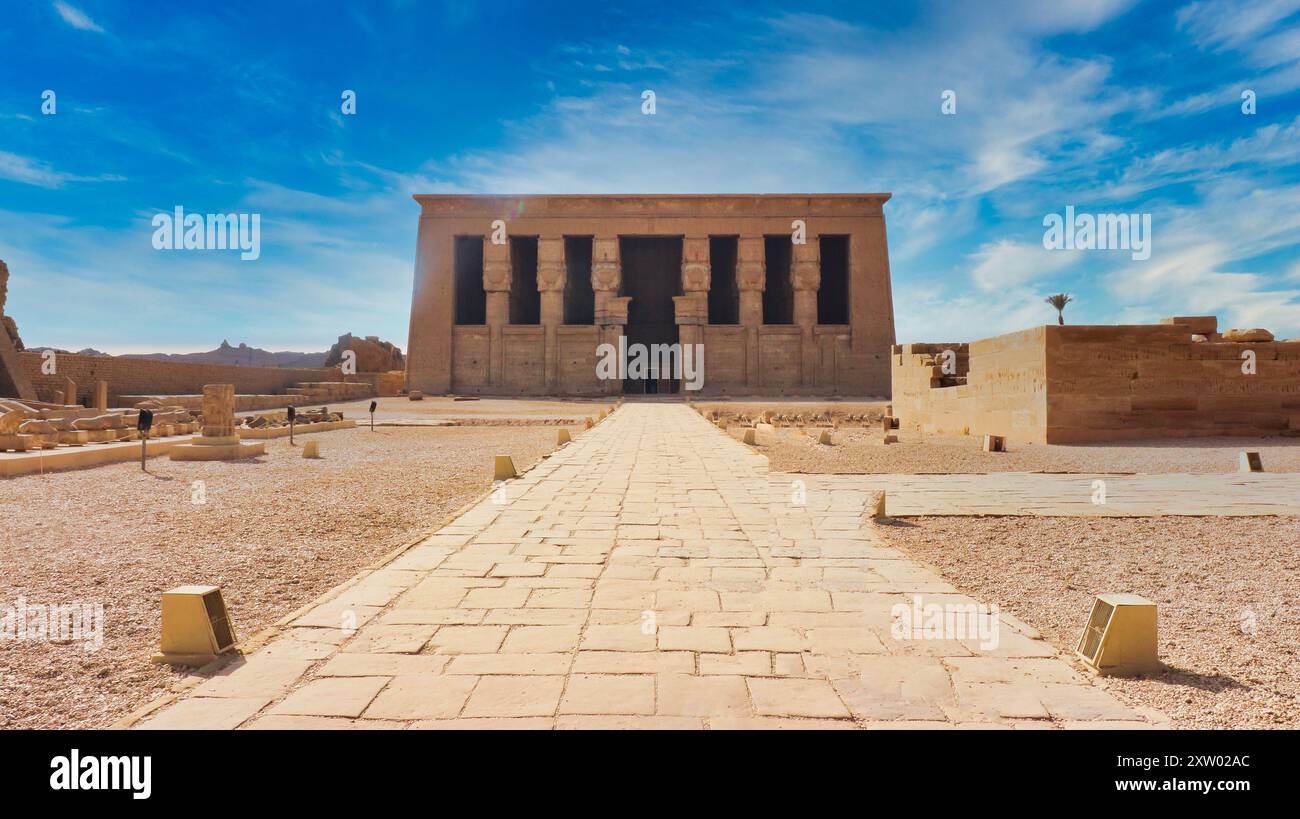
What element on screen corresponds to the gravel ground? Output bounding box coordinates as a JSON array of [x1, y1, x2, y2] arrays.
[[878, 516, 1300, 728], [332, 396, 615, 424], [0, 425, 560, 729], [760, 427, 1300, 474]]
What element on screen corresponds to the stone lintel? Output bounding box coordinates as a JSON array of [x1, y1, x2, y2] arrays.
[[414, 193, 891, 219]]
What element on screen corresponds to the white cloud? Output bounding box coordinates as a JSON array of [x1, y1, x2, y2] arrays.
[[52, 1, 105, 33], [0, 151, 123, 188], [969, 240, 1078, 291]]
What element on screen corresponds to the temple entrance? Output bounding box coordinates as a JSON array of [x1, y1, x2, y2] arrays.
[[620, 237, 682, 394]]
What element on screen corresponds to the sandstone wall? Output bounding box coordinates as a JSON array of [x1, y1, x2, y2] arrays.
[[409, 194, 896, 397], [18, 352, 344, 407], [892, 322, 1300, 444], [892, 328, 1049, 443], [1044, 324, 1300, 442]]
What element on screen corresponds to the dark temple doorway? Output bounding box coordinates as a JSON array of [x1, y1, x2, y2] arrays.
[[620, 237, 682, 394]]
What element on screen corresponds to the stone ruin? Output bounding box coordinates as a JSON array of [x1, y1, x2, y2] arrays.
[[0, 395, 200, 453], [324, 332, 404, 373], [0, 259, 36, 401], [236, 406, 343, 430], [169, 384, 264, 461], [0, 260, 22, 352]]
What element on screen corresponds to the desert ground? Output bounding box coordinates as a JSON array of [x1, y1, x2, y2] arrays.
[[2, 396, 1296, 729], [0, 406, 583, 728], [880, 516, 1299, 728], [746, 425, 1300, 475]]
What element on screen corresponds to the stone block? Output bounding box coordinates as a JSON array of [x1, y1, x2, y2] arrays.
[[1221, 328, 1273, 342]]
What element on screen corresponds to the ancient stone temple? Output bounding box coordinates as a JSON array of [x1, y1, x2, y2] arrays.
[[406, 195, 896, 396]]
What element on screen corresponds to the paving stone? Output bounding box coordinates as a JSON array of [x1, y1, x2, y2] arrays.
[[572, 651, 695, 675], [364, 675, 478, 720], [463, 676, 565, 718], [270, 677, 390, 718], [732, 627, 805, 652], [500, 625, 582, 653], [191, 656, 314, 699], [141, 697, 268, 730], [699, 652, 771, 676], [556, 715, 703, 730], [445, 653, 572, 675], [425, 625, 509, 654], [460, 587, 531, 609], [342, 624, 438, 654], [708, 717, 857, 730], [559, 674, 655, 715], [318, 653, 449, 677], [747, 678, 850, 718], [580, 624, 657, 651], [657, 626, 732, 652], [243, 715, 406, 730], [410, 718, 554, 730], [656, 674, 751, 717]]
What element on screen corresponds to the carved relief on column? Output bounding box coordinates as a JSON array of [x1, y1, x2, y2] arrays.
[[482, 237, 513, 293], [680, 236, 711, 294], [791, 238, 821, 327], [590, 237, 626, 395], [736, 237, 765, 387], [591, 237, 627, 323], [677, 236, 710, 335], [537, 237, 566, 391], [792, 237, 820, 389], [482, 236, 512, 388], [537, 238, 566, 294], [591, 237, 621, 295], [736, 238, 766, 304]]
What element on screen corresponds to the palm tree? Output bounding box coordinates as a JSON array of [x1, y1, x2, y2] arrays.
[[1045, 293, 1073, 325]]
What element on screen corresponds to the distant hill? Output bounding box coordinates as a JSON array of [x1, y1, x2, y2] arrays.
[[119, 340, 328, 368], [26, 347, 111, 357]]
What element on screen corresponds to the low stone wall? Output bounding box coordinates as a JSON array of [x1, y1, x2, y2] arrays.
[[121, 381, 374, 412], [1044, 323, 1300, 442], [288, 382, 376, 404], [370, 370, 405, 397], [892, 328, 1048, 442], [19, 352, 343, 406], [892, 320, 1300, 444]]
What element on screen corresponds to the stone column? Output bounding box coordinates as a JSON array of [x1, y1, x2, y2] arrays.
[[591, 237, 628, 396], [792, 238, 821, 389], [537, 237, 566, 393], [674, 236, 710, 393], [63, 377, 78, 406], [94, 380, 109, 412], [201, 384, 236, 441], [736, 237, 766, 390], [482, 236, 512, 389]]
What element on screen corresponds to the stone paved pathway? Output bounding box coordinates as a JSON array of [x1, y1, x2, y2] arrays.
[[137, 404, 1156, 730]]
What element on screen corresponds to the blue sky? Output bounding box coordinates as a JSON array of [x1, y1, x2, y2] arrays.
[[2, 0, 1298, 353]]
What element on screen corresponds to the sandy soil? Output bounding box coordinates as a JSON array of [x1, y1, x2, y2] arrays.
[[332, 396, 616, 424], [878, 516, 1300, 728], [693, 399, 889, 417], [757, 427, 1300, 474], [0, 425, 561, 729]]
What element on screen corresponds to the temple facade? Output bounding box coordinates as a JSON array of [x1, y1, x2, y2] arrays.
[[406, 194, 896, 396]]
